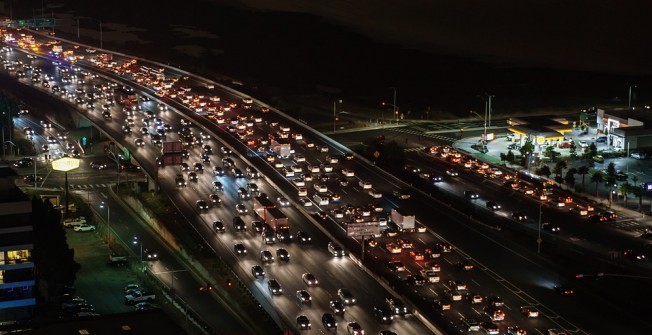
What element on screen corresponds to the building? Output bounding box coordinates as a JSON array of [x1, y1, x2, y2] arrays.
[[0, 167, 35, 323], [596, 107, 652, 151]]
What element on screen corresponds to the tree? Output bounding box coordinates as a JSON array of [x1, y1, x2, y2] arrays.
[[578, 165, 589, 191], [32, 197, 81, 299], [564, 169, 576, 186], [590, 171, 604, 198], [619, 182, 632, 207], [632, 185, 644, 212], [535, 165, 552, 179], [500, 152, 507, 163], [506, 150, 515, 164], [606, 162, 617, 185], [554, 160, 567, 178], [569, 142, 577, 158], [519, 137, 534, 166], [544, 146, 560, 162], [585, 143, 598, 158]]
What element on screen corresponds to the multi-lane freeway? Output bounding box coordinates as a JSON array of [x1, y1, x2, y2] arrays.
[[3, 28, 651, 335]]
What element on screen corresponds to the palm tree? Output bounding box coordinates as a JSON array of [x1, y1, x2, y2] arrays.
[[619, 182, 632, 207], [632, 186, 644, 212], [578, 166, 589, 191], [555, 160, 567, 178], [590, 171, 604, 198]]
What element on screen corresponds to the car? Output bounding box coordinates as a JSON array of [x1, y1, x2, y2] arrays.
[[420, 269, 440, 283], [464, 191, 479, 199], [296, 290, 312, 304], [374, 306, 394, 324], [554, 285, 574, 296], [359, 180, 372, 189], [296, 231, 312, 245], [90, 161, 108, 170], [276, 248, 290, 262], [542, 222, 561, 233], [457, 260, 474, 271], [446, 169, 459, 176], [368, 189, 383, 198], [143, 248, 158, 260], [346, 322, 364, 335], [507, 326, 528, 335], [512, 211, 528, 222], [480, 322, 500, 335], [338, 288, 356, 305], [392, 189, 411, 199], [486, 201, 501, 210], [461, 317, 480, 331], [328, 242, 345, 256], [298, 197, 313, 207], [212, 220, 225, 233], [234, 243, 247, 255], [208, 193, 222, 205], [329, 299, 346, 315], [406, 274, 426, 286], [631, 151, 647, 159], [268, 279, 282, 295], [387, 260, 406, 272], [196, 200, 209, 211], [251, 265, 265, 279], [235, 204, 247, 215], [386, 243, 402, 254], [487, 296, 504, 307], [302, 273, 318, 286], [61, 297, 87, 310], [322, 313, 337, 330], [74, 224, 96, 232], [409, 250, 425, 261], [484, 306, 506, 321], [521, 305, 540, 318], [433, 299, 452, 311], [296, 315, 311, 330], [445, 289, 463, 301], [624, 249, 646, 261], [466, 292, 484, 304], [23, 175, 44, 184]]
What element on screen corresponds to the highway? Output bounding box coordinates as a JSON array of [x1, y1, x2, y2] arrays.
[[3, 29, 651, 334]]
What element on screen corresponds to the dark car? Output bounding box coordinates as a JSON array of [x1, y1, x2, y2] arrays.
[[234, 243, 247, 255], [23, 174, 44, 184], [623, 249, 647, 261], [374, 306, 394, 324], [143, 248, 158, 260], [321, 313, 337, 330], [554, 285, 574, 296], [251, 265, 265, 279], [329, 300, 345, 315], [464, 191, 479, 199], [296, 315, 311, 330], [212, 220, 225, 233], [233, 217, 246, 232], [296, 230, 312, 245], [512, 211, 528, 222], [276, 248, 290, 262], [486, 201, 501, 210]]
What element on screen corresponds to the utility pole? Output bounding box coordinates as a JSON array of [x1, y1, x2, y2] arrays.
[[537, 204, 542, 254], [628, 85, 637, 110], [485, 93, 495, 127]]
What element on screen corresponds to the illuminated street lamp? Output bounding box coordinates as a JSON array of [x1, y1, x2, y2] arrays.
[[333, 99, 342, 133], [51, 157, 80, 217], [133, 236, 144, 272], [100, 201, 110, 249]]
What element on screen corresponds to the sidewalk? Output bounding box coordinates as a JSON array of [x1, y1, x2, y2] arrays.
[[453, 135, 652, 230]]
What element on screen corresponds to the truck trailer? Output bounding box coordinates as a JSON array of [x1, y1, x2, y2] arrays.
[[390, 208, 416, 232]]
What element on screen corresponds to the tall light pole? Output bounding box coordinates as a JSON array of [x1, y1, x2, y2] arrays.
[[333, 99, 342, 133], [628, 85, 637, 110], [100, 201, 110, 249], [390, 87, 398, 124], [537, 204, 543, 254], [133, 236, 143, 272], [485, 93, 495, 127], [470, 110, 488, 151]]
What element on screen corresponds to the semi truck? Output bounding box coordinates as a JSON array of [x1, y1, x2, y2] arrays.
[[254, 196, 289, 229], [390, 208, 416, 232]]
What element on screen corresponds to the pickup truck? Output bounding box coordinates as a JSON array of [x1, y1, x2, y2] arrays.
[[125, 290, 155, 305], [63, 216, 87, 227]]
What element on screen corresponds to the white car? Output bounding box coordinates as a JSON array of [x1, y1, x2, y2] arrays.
[[294, 154, 306, 162], [297, 187, 308, 197], [368, 189, 383, 198], [341, 169, 355, 177], [359, 180, 372, 189], [292, 178, 306, 187], [322, 164, 333, 172], [420, 269, 440, 283], [314, 184, 328, 193], [74, 224, 96, 232], [298, 198, 313, 207]]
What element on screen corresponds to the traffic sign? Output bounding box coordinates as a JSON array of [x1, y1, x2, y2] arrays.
[[3, 18, 56, 28], [346, 221, 380, 237], [373, 151, 380, 158], [81, 136, 87, 146]]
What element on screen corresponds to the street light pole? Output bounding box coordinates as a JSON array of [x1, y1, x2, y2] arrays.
[[537, 204, 543, 254], [333, 99, 342, 133], [391, 87, 398, 124], [628, 85, 637, 110], [100, 201, 110, 249]]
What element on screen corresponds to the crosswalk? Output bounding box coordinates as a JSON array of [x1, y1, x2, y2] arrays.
[[388, 127, 456, 142], [63, 184, 109, 190], [404, 147, 426, 153]]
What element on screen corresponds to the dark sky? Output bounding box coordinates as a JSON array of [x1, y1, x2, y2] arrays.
[[231, 0, 652, 76]]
